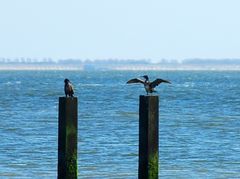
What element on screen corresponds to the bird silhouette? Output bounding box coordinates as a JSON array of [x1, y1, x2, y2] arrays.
[[64, 79, 74, 97], [127, 75, 171, 95]]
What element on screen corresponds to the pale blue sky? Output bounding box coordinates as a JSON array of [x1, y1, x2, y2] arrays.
[[0, 0, 240, 61]]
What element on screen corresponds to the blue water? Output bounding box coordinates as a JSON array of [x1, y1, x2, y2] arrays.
[[0, 71, 239, 178]]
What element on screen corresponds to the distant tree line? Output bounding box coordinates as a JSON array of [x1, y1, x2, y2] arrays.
[[1, 58, 240, 65], [181, 58, 240, 65]]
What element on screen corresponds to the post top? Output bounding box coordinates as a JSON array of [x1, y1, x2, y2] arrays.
[[139, 95, 159, 98], [59, 97, 78, 100]]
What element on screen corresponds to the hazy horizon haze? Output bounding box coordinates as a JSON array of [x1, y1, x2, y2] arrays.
[[0, 0, 240, 61]]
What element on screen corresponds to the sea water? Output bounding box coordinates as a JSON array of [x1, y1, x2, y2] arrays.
[[0, 71, 239, 178]]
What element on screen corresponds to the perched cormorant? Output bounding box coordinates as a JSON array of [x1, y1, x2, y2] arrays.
[[64, 79, 74, 97], [127, 75, 171, 95]]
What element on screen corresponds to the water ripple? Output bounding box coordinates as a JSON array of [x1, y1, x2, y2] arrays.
[[0, 71, 239, 178]]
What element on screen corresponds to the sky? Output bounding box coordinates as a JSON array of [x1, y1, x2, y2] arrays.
[[0, 0, 240, 61]]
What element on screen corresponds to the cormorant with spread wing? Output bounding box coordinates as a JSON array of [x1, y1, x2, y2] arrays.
[[127, 75, 171, 95], [64, 78, 74, 97]]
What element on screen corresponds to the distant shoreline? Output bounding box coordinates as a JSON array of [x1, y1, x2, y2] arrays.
[[1, 58, 240, 71], [111, 65, 240, 71], [0, 65, 84, 71], [1, 64, 240, 71]]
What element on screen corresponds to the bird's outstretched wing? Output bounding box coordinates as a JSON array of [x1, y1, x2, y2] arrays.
[[127, 78, 145, 84], [150, 79, 171, 88]]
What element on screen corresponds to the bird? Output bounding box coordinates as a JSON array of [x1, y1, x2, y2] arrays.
[[127, 75, 171, 95], [64, 78, 74, 97]]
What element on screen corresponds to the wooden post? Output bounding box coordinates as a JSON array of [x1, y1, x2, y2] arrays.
[[139, 95, 159, 179], [58, 97, 78, 179]]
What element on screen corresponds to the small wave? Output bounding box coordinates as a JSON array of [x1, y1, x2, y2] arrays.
[[78, 83, 103, 87], [175, 82, 195, 88], [183, 82, 195, 87], [4, 82, 13, 85], [3, 81, 22, 85], [117, 111, 138, 117]]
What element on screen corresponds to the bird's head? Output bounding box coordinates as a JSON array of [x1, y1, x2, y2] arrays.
[[64, 78, 70, 84], [142, 75, 149, 81]]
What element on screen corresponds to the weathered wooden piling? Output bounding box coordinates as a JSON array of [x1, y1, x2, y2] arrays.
[[58, 97, 78, 179], [139, 95, 159, 179]]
